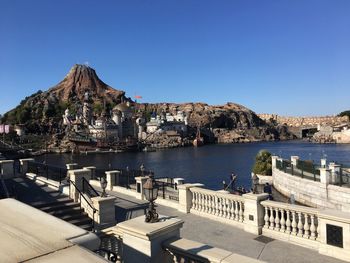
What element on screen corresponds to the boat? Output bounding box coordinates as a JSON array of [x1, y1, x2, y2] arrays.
[[193, 127, 204, 147]]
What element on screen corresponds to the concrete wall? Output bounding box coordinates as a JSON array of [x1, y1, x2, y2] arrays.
[[273, 168, 350, 212]]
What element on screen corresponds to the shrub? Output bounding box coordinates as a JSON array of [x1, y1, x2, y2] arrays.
[[252, 150, 272, 175]]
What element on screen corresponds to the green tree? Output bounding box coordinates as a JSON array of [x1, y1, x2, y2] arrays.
[[252, 150, 272, 175], [93, 102, 103, 115], [338, 110, 350, 118]]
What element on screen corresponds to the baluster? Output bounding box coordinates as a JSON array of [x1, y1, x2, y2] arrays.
[[310, 214, 316, 240], [269, 207, 275, 229], [285, 210, 291, 234], [274, 208, 280, 231], [316, 220, 320, 241], [218, 197, 223, 217], [264, 206, 270, 228], [221, 197, 226, 218], [201, 193, 205, 212], [206, 194, 210, 213], [198, 193, 202, 211], [208, 195, 212, 214], [203, 194, 208, 213], [192, 191, 196, 210], [297, 212, 304, 237], [230, 200, 235, 220], [234, 200, 239, 221], [239, 201, 244, 222], [303, 213, 310, 239], [226, 199, 230, 219], [291, 211, 297, 235], [280, 208, 286, 232], [214, 195, 219, 216]]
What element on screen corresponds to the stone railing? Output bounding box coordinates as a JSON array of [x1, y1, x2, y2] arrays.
[[261, 200, 320, 248], [190, 187, 245, 225], [163, 238, 262, 263]]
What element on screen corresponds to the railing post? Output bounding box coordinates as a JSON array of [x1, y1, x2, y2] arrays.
[[178, 184, 204, 213], [83, 166, 96, 180], [243, 193, 269, 235], [319, 168, 331, 185], [68, 169, 92, 202], [0, 160, 15, 179]]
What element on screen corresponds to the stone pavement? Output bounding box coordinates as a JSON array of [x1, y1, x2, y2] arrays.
[[108, 190, 346, 263]]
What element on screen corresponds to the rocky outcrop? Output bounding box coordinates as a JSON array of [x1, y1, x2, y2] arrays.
[[138, 102, 294, 143]]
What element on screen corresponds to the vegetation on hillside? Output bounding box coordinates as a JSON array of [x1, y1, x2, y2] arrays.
[[252, 150, 272, 175], [338, 110, 350, 118]]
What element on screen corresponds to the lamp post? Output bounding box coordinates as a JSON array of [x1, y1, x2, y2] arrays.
[[140, 163, 145, 176], [252, 173, 259, 194], [143, 176, 159, 223], [100, 177, 107, 197]]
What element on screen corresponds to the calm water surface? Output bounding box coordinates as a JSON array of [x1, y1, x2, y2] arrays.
[[37, 141, 350, 190]]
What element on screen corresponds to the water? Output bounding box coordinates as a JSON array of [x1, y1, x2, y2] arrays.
[[36, 141, 350, 190]]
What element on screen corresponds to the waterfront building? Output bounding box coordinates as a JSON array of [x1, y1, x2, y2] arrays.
[[145, 111, 188, 135]]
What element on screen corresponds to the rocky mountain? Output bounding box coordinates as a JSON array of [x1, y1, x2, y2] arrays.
[[1, 64, 128, 133], [48, 64, 125, 104], [1, 64, 294, 142]]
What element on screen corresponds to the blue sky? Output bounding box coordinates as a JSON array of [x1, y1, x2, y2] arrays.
[[0, 0, 349, 116]]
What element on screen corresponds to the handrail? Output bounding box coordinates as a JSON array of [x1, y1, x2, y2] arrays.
[[190, 187, 245, 202], [261, 200, 319, 215], [82, 177, 99, 197], [69, 179, 97, 231]]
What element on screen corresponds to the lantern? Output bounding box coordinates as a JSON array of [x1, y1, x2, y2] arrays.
[[143, 176, 159, 223]]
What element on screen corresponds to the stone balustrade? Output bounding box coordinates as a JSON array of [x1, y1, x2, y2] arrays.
[[190, 187, 245, 225], [261, 200, 320, 247]]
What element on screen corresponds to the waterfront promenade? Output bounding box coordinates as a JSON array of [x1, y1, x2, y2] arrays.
[[105, 188, 345, 263]]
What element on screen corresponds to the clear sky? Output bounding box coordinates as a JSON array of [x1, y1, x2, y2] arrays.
[[0, 0, 349, 116]]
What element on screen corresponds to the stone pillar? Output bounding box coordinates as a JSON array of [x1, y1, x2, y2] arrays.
[[243, 193, 269, 235], [19, 158, 34, 175], [105, 170, 121, 191], [290, 156, 299, 166], [0, 160, 14, 179], [117, 215, 184, 263], [178, 183, 204, 213], [328, 163, 341, 184], [83, 166, 96, 180], [135, 176, 149, 200], [91, 196, 116, 225], [318, 210, 350, 261], [319, 168, 331, 185], [68, 169, 92, 202], [271, 156, 278, 169], [66, 163, 78, 170], [321, 158, 327, 168]]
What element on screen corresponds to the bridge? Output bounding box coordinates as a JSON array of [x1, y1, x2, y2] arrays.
[[258, 114, 350, 139]]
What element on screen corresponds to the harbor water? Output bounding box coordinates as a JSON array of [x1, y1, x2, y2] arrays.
[[36, 141, 350, 190]]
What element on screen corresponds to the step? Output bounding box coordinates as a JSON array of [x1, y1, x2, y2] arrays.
[[40, 202, 80, 213], [79, 223, 93, 231], [58, 212, 90, 222], [69, 217, 92, 226], [32, 197, 72, 209], [47, 206, 83, 217]]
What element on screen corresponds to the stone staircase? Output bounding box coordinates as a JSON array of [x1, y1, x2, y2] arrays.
[[32, 196, 93, 231], [5, 177, 94, 231]]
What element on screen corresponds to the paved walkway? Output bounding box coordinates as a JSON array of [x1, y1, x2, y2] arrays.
[[107, 189, 345, 263]]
